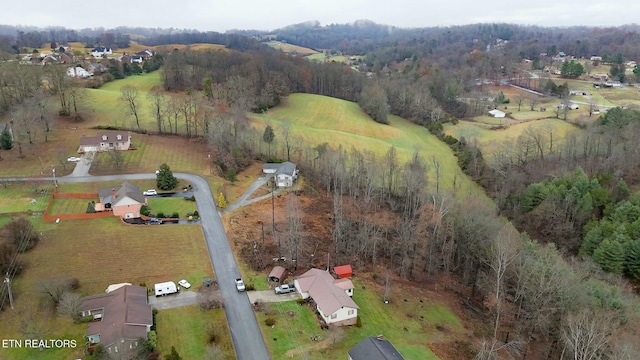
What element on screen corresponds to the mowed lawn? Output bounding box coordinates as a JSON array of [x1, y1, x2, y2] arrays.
[[250, 93, 482, 195], [12, 217, 213, 297], [155, 305, 234, 359], [47, 198, 94, 215], [0, 181, 55, 213], [256, 278, 466, 360], [147, 197, 198, 218]]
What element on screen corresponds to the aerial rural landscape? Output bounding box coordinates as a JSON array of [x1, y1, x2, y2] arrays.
[[1, 8, 640, 360]]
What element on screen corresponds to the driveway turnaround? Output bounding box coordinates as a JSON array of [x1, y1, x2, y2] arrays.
[[53, 173, 271, 360], [248, 290, 300, 304], [148, 290, 198, 310]]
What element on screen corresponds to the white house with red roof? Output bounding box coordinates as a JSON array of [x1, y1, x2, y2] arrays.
[[294, 268, 358, 326]]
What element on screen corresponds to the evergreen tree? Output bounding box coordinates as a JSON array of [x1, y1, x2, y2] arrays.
[[625, 241, 640, 280], [0, 127, 12, 150], [164, 346, 182, 360], [263, 125, 275, 158], [156, 163, 178, 190], [593, 240, 625, 274]]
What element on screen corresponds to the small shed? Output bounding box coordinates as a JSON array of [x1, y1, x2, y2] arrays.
[[268, 266, 286, 283], [334, 264, 353, 279], [488, 109, 506, 118]]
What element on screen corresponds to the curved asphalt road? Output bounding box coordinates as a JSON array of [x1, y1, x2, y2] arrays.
[[32, 172, 270, 360]]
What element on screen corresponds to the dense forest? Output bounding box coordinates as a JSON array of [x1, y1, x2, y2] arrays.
[[3, 21, 640, 357]]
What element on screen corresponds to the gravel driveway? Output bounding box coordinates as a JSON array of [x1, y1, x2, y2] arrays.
[[148, 290, 198, 310], [248, 290, 301, 304]]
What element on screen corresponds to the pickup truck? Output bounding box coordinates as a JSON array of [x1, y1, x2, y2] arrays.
[[274, 284, 296, 294], [235, 278, 246, 292]]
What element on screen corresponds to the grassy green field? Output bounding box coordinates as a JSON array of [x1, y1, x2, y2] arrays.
[[0, 181, 54, 213], [47, 198, 93, 215], [445, 118, 580, 159], [147, 197, 198, 218], [156, 305, 234, 359], [265, 41, 318, 55], [256, 278, 466, 360], [250, 93, 482, 196]]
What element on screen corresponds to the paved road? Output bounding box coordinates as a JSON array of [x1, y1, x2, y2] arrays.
[[48, 172, 271, 360]]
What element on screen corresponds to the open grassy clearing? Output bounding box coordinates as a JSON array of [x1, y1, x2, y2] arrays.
[[305, 53, 358, 63], [444, 118, 580, 158], [155, 305, 234, 359], [12, 217, 212, 297], [147, 197, 198, 218], [256, 278, 467, 360], [0, 181, 54, 213], [250, 93, 482, 196], [265, 41, 318, 55], [47, 198, 93, 215]]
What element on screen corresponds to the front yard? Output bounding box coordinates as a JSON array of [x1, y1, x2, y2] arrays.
[[255, 277, 469, 360]]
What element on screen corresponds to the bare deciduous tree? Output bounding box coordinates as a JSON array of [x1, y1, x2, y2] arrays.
[[119, 85, 141, 131]]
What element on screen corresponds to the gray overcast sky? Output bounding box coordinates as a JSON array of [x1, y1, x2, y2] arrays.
[[1, 0, 638, 32]]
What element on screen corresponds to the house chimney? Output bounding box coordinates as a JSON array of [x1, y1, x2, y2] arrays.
[[112, 188, 116, 200]]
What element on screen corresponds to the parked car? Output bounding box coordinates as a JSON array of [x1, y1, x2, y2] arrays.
[[235, 278, 246, 292], [67, 157, 81, 162], [178, 279, 191, 289], [143, 189, 158, 196], [148, 218, 162, 225], [274, 284, 296, 294]]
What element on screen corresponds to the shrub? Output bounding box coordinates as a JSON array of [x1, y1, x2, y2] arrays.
[[245, 283, 256, 291], [226, 168, 237, 182], [156, 212, 165, 218], [193, 210, 200, 218], [296, 298, 306, 305], [265, 318, 276, 326], [207, 326, 218, 344], [86, 202, 96, 213], [356, 315, 362, 328], [141, 205, 150, 216], [147, 330, 157, 348], [171, 212, 179, 218]]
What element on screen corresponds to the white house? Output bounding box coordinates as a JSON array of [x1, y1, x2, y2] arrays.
[[91, 47, 112, 58], [67, 66, 92, 78], [78, 131, 131, 153], [262, 161, 298, 187], [488, 109, 506, 118], [294, 268, 358, 326]]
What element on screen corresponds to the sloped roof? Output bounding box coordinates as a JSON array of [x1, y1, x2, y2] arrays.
[[297, 269, 358, 315], [263, 161, 297, 176], [348, 336, 405, 360], [334, 264, 352, 277], [333, 278, 354, 291], [268, 266, 286, 281], [80, 131, 130, 147], [80, 285, 152, 349], [98, 182, 145, 205]]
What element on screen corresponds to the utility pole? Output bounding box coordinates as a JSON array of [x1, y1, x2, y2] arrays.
[[271, 176, 278, 257], [4, 273, 14, 310]]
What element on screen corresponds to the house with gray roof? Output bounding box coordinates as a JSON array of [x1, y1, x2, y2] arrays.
[[97, 182, 147, 219], [348, 336, 405, 360], [262, 161, 298, 187], [79, 285, 152, 357]]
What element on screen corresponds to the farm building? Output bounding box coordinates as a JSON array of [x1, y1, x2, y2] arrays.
[[79, 285, 152, 357], [78, 131, 131, 153], [334, 264, 353, 278], [294, 268, 358, 326], [268, 266, 286, 282]]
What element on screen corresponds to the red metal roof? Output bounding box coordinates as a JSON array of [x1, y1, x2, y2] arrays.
[[334, 264, 352, 278]]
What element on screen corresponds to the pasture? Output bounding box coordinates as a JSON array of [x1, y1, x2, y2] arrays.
[[256, 277, 467, 360], [250, 93, 481, 196], [0, 181, 54, 214], [265, 41, 318, 55], [444, 118, 579, 158]]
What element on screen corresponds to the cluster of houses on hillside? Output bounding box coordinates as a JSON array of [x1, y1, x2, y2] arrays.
[[19, 45, 155, 78]]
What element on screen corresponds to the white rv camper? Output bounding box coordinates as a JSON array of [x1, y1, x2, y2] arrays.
[[154, 281, 178, 297]]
